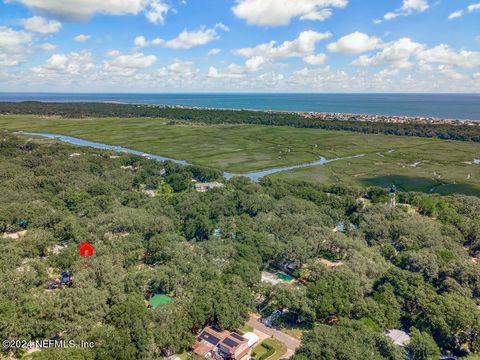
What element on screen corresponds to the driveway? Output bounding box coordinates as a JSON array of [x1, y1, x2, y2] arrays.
[[247, 314, 301, 359]]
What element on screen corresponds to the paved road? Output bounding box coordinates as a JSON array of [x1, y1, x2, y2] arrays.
[[247, 314, 301, 359]]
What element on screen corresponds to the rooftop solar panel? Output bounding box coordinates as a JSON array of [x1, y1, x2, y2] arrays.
[[231, 333, 245, 341], [223, 338, 238, 348], [200, 332, 220, 345]]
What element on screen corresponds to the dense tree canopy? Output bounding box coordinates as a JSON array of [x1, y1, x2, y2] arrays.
[[1, 133, 479, 359]]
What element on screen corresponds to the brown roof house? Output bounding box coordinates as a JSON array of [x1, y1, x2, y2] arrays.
[[193, 327, 249, 360], [217, 332, 249, 360]]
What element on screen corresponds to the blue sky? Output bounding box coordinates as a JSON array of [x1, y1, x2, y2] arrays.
[[0, 0, 479, 92]]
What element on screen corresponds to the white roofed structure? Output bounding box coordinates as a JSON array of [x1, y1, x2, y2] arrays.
[[243, 332, 260, 347], [385, 329, 411, 347]]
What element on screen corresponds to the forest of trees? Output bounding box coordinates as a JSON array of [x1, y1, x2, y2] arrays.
[[1, 132, 480, 360], [1, 101, 479, 142]]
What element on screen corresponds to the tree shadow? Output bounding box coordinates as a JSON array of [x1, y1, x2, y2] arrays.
[[359, 175, 480, 197]]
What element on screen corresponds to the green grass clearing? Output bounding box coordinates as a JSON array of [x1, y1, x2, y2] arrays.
[[149, 294, 173, 309], [237, 324, 254, 334], [251, 339, 287, 360]]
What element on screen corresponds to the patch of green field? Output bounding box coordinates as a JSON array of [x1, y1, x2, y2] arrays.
[[278, 323, 312, 340], [252, 339, 287, 360], [237, 324, 254, 334], [1, 115, 479, 195], [273, 142, 480, 196]]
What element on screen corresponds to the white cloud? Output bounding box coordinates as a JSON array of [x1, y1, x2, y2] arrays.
[[228, 56, 269, 74], [0, 26, 32, 66], [303, 53, 327, 65], [402, 0, 429, 12], [104, 52, 157, 74], [208, 48, 221, 56], [256, 71, 284, 86], [299, 8, 333, 21], [207, 66, 244, 79], [32, 51, 94, 75], [436, 65, 465, 80], [384, 0, 429, 20], [39, 43, 56, 51], [352, 38, 480, 71], [145, 0, 170, 24], [232, 0, 348, 26], [21, 16, 61, 34], [0, 27, 31, 48], [74, 34, 91, 42], [105, 49, 120, 57], [234, 31, 331, 59], [352, 38, 424, 68], [468, 2, 480, 12], [417, 44, 480, 68], [287, 66, 350, 89], [131, 25, 227, 49], [327, 32, 381, 54], [156, 60, 198, 77], [134, 36, 148, 47], [163, 23, 229, 49], [134, 36, 164, 47], [10, 0, 170, 24], [448, 10, 463, 19]]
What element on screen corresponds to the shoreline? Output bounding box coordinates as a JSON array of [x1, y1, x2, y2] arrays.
[[0, 97, 479, 124], [149, 103, 480, 125]]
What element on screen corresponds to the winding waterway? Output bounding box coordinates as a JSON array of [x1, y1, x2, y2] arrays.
[[16, 131, 365, 181]]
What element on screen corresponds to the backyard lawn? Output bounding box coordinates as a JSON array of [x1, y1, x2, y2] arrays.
[[251, 339, 287, 360]]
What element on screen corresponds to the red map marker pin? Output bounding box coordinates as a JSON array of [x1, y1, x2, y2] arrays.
[[79, 242, 94, 257]]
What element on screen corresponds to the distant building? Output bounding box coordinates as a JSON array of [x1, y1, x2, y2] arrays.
[[2, 230, 27, 239], [48, 271, 73, 290], [193, 327, 249, 360], [195, 182, 224, 192], [242, 332, 260, 348], [142, 189, 156, 197], [385, 329, 410, 347], [261, 271, 295, 286], [388, 185, 397, 208], [218, 333, 249, 360], [49, 244, 66, 255], [333, 222, 345, 233]]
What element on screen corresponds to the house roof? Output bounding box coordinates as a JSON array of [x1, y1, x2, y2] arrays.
[[193, 342, 213, 357], [195, 182, 224, 188], [198, 327, 228, 346], [242, 332, 260, 347], [385, 329, 411, 346], [219, 332, 247, 352]]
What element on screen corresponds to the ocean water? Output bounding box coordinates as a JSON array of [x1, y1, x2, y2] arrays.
[[1, 93, 480, 120]]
